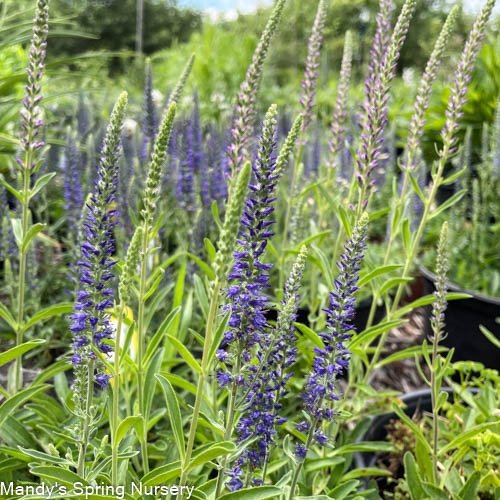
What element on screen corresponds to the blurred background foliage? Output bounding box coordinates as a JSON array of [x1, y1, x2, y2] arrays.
[[1, 0, 500, 165]]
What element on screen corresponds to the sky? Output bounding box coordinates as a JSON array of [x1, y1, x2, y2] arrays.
[[179, 0, 499, 16]]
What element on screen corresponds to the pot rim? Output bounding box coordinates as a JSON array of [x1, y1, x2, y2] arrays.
[[418, 265, 500, 306]]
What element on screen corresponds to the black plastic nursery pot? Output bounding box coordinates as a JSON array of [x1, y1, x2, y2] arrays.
[[420, 266, 500, 370]]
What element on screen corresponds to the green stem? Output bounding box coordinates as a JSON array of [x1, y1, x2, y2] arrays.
[[137, 222, 150, 474], [77, 359, 95, 478], [178, 281, 221, 497], [288, 421, 317, 500], [112, 305, 125, 487], [214, 347, 242, 498], [430, 330, 439, 485], [280, 144, 304, 288], [361, 143, 451, 385], [14, 152, 32, 392]]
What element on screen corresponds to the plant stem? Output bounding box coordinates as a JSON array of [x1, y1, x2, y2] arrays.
[[137, 222, 150, 474], [288, 421, 317, 500], [361, 142, 451, 385], [112, 305, 125, 487], [214, 350, 242, 498], [430, 332, 439, 485], [14, 152, 32, 392], [77, 359, 95, 478], [178, 280, 221, 498], [280, 144, 304, 288]]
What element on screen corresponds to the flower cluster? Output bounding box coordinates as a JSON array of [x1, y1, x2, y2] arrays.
[[299, 0, 327, 135], [63, 130, 84, 231], [217, 105, 279, 375], [430, 222, 449, 341], [327, 31, 353, 171], [19, 0, 49, 163], [69, 92, 128, 393], [301, 214, 368, 423], [227, 0, 285, 178], [141, 59, 158, 162], [404, 6, 458, 170], [226, 247, 308, 491], [356, 0, 416, 201], [438, 0, 495, 160]]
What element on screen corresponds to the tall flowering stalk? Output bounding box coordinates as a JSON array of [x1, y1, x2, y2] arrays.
[[288, 215, 368, 500], [111, 226, 143, 487], [141, 59, 158, 162], [12, 0, 49, 391], [363, 0, 496, 385], [429, 222, 449, 485], [166, 53, 195, 107], [299, 0, 327, 136], [70, 91, 128, 478], [364, 7, 457, 330], [281, 0, 327, 286], [136, 101, 176, 474], [214, 104, 279, 497], [227, 0, 285, 181], [226, 247, 308, 491], [178, 162, 251, 497], [327, 30, 353, 177], [355, 0, 416, 214]]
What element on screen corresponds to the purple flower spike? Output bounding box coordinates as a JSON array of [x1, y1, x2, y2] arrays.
[[302, 214, 368, 424], [299, 0, 327, 137], [69, 92, 127, 395], [18, 0, 49, 168]]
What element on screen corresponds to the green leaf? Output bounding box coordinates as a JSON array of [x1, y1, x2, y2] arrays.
[[193, 274, 209, 319], [17, 447, 70, 465], [207, 309, 231, 365], [379, 277, 413, 296], [376, 345, 447, 368], [114, 416, 142, 448], [404, 452, 426, 500], [204, 238, 216, 263], [392, 403, 432, 454], [439, 422, 499, 455], [294, 230, 331, 250], [0, 175, 23, 203], [409, 172, 426, 204], [441, 166, 467, 185], [349, 320, 407, 350], [331, 441, 397, 455], [143, 348, 163, 421], [394, 292, 471, 318], [422, 482, 448, 500], [458, 471, 481, 500], [10, 218, 22, 248], [156, 374, 185, 461], [328, 480, 361, 500], [157, 372, 206, 401], [187, 252, 214, 281], [402, 218, 411, 256], [479, 325, 500, 349], [30, 172, 56, 199], [172, 257, 187, 335], [0, 384, 49, 429], [294, 322, 324, 349], [165, 334, 202, 374], [141, 460, 182, 486], [429, 189, 466, 219], [30, 465, 89, 488], [312, 245, 335, 290], [358, 265, 402, 288], [218, 486, 281, 500], [0, 302, 17, 331], [337, 204, 352, 237], [24, 303, 73, 331], [22, 223, 45, 252], [0, 339, 45, 368], [341, 467, 392, 480], [187, 441, 235, 472], [144, 306, 181, 366]]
